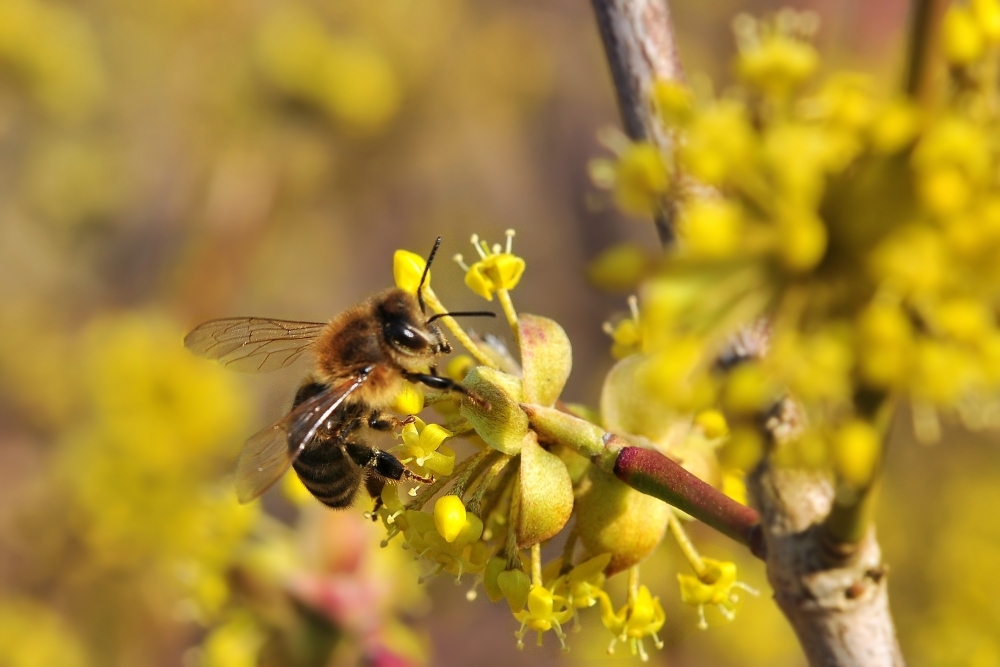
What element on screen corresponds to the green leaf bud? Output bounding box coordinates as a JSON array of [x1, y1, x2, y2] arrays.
[[519, 313, 572, 407], [497, 568, 531, 613], [517, 431, 574, 547], [460, 366, 528, 455]]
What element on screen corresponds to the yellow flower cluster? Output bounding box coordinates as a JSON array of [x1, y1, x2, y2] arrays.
[[0, 0, 106, 124], [374, 235, 761, 658], [256, 5, 400, 133], [596, 8, 1000, 482]]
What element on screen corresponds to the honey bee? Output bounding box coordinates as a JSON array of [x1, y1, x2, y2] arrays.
[[184, 238, 492, 508]]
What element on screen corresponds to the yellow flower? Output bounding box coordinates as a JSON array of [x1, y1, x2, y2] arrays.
[[586, 242, 652, 292], [613, 142, 670, 217], [942, 5, 986, 65], [393, 248, 428, 294], [679, 100, 756, 185], [694, 409, 729, 439], [736, 32, 818, 99], [602, 296, 643, 359], [513, 585, 574, 650], [599, 585, 666, 662], [390, 382, 425, 415], [555, 553, 612, 610], [677, 558, 757, 629], [832, 420, 881, 489], [401, 510, 491, 582], [652, 80, 694, 126], [973, 0, 1000, 41], [454, 230, 525, 301], [393, 418, 455, 477], [679, 199, 744, 260]]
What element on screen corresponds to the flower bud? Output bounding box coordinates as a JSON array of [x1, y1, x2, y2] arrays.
[[576, 465, 670, 575], [483, 557, 507, 602], [434, 495, 467, 543], [454, 511, 484, 548], [517, 431, 573, 547], [460, 366, 528, 455], [519, 314, 572, 408]]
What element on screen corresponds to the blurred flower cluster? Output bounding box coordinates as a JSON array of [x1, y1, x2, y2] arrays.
[[592, 6, 1000, 492], [0, 0, 554, 665]]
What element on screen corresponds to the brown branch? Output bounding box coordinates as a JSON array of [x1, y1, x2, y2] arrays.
[[590, 0, 684, 245], [904, 0, 949, 104]]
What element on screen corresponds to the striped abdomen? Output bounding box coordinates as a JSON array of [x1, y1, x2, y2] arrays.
[[292, 435, 368, 508]]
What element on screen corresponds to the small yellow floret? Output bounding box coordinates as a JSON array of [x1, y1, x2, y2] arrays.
[[870, 100, 920, 153], [856, 302, 914, 388], [457, 231, 526, 301], [736, 34, 818, 98], [680, 199, 744, 259], [445, 355, 476, 382], [586, 242, 651, 291], [679, 100, 756, 185], [973, 0, 1000, 40], [393, 249, 427, 294], [942, 5, 986, 65], [695, 409, 729, 439], [613, 142, 670, 217], [396, 418, 455, 477], [677, 558, 756, 629], [514, 585, 574, 649], [776, 207, 828, 272], [391, 382, 425, 415], [832, 420, 880, 488], [652, 80, 694, 126], [599, 585, 665, 661]]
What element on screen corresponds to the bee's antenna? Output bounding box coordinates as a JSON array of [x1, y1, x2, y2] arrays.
[[417, 236, 442, 314], [427, 311, 496, 324]]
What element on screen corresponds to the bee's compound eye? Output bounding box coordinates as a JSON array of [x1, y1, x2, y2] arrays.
[[386, 321, 426, 352]]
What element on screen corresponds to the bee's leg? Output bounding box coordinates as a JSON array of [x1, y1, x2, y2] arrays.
[[364, 475, 386, 520], [368, 409, 408, 432], [402, 372, 488, 408], [347, 443, 434, 486]]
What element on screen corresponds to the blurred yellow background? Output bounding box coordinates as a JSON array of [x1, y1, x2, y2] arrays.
[[1, 0, 996, 665]]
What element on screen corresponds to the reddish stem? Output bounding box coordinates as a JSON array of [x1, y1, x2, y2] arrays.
[[614, 445, 765, 558]]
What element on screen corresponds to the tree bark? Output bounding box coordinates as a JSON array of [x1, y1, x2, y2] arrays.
[[748, 464, 905, 667]]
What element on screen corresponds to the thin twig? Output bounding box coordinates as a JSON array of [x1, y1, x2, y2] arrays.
[[904, 0, 948, 104], [590, 0, 685, 245]]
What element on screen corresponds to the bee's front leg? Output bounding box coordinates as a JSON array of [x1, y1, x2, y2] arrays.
[[402, 371, 489, 409]]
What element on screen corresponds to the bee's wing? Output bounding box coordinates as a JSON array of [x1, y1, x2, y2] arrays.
[[184, 317, 327, 372], [234, 374, 369, 503]]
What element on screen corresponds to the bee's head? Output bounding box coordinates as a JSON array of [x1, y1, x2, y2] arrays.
[[378, 289, 450, 359]]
